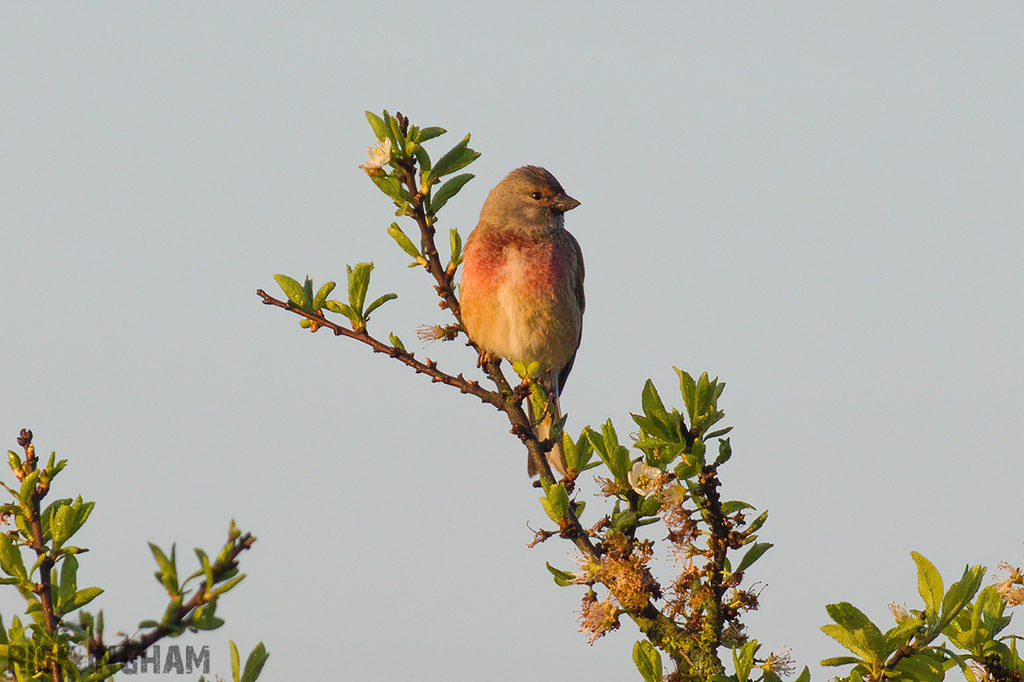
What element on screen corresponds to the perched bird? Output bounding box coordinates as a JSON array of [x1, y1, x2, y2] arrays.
[[460, 166, 584, 478]]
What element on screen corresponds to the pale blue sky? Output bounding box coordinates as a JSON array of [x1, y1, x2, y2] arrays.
[[2, 4, 1022, 681]]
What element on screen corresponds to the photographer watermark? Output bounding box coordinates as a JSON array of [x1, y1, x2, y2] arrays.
[[120, 645, 211, 675], [1, 643, 210, 676]]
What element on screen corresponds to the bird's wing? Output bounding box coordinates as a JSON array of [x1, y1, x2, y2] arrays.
[[555, 230, 585, 393]]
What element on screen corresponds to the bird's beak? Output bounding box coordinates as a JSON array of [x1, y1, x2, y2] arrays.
[[555, 193, 581, 212]]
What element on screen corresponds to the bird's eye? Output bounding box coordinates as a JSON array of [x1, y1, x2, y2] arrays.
[[531, 191, 543, 200]]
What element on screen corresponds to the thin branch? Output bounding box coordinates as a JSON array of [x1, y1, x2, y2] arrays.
[[19, 434, 64, 682], [89, 533, 257, 666], [256, 289, 500, 407]]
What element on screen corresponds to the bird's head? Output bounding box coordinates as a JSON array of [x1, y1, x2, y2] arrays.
[[481, 165, 580, 233]]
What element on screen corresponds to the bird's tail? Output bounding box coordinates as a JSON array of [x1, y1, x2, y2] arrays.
[[527, 372, 569, 478]]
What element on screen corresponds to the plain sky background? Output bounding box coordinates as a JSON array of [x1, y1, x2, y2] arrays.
[[2, 3, 1022, 681]]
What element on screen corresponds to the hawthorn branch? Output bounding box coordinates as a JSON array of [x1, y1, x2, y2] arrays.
[[89, 532, 257, 666], [395, 155, 462, 320], [17, 431, 63, 682], [257, 289, 499, 407], [261, 115, 720, 676]]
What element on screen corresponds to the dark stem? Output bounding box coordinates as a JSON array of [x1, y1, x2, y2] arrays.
[[20, 437, 64, 682], [694, 465, 728, 677]]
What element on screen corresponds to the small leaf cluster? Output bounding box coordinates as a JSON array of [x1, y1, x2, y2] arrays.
[[0, 431, 114, 681], [140, 521, 250, 636], [822, 552, 1022, 682], [273, 265, 396, 333], [0, 430, 265, 682], [364, 109, 479, 222], [271, 111, 481, 343], [365, 111, 476, 284]]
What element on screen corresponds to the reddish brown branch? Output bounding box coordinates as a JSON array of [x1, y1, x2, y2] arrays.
[[257, 289, 500, 406]]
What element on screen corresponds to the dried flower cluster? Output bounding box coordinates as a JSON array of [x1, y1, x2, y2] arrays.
[[995, 561, 1024, 607], [577, 590, 621, 644], [576, 455, 763, 656]]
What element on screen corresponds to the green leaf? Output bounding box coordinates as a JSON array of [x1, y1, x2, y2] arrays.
[[794, 666, 811, 682], [912, 551, 944, 621], [822, 602, 886, 663], [51, 502, 77, 547], [733, 639, 760, 682], [893, 650, 946, 682], [192, 606, 226, 632], [41, 497, 69, 540], [707, 426, 734, 441], [938, 563, 984, 631], [365, 111, 389, 142], [639, 496, 662, 517], [676, 367, 697, 419], [674, 457, 700, 481], [312, 281, 336, 310], [430, 173, 474, 213], [370, 174, 411, 206], [432, 133, 480, 178], [230, 639, 241, 682], [364, 293, 397, 318], [387, 223, 422, 261], [196, 548, 215, 588], [273, 274, 310, 310], [691, 437, 706, 467], [734, 542, 772, 574], [387, 113, 407, 151], [410, 142, 431, 172], [821, 656, 863, 667], [19, 469, 40, 503], [0, 533, 27, 581], [449, 228, 463, 266], [603, 421, 630, 481], [636, 379, 678, 445], [149, 542, 179, 594], [58, 554, 78, 612], [389, 333, 405, 351], [720, 500, 754, 515], [882, 615, 924, 658], [633, 640, 662, 682], [714, 436, 733, 464], [545, 562, 576, 587], [347, 262, 374, 316], [240, 641, 269, 682], [60, 586, 103, 615], [324, 299, 357, 324], [541, 484, 569, 522], [417, 126, 446, 142], [565, 431, 594, 472], [640, 378, 668, 418], [303, 277, 313, 309], [611, 510, 638, 533], [746, 509, 769, 534], [694, 371, 711, 416], [210, 572, 247, 598]]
